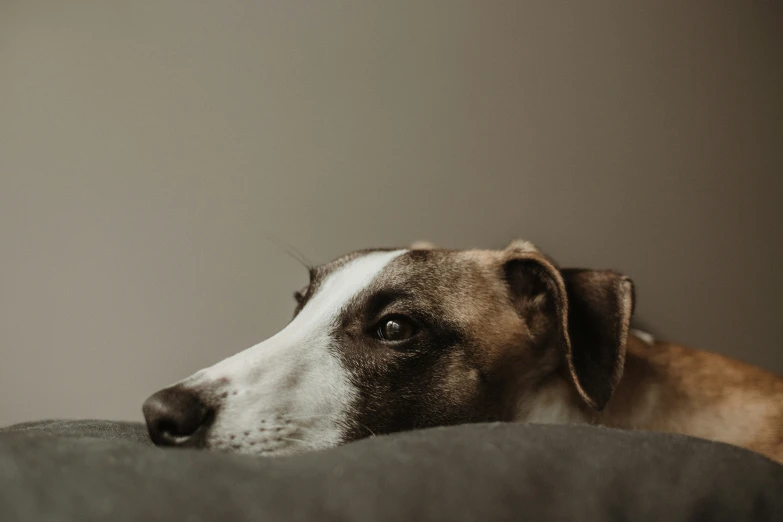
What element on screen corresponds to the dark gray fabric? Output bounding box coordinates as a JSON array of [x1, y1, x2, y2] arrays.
[[1, 420, 781, 522], [1, 419, 154, 445]]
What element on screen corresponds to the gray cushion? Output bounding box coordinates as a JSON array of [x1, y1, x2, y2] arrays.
[[1, 420, 781, 521]]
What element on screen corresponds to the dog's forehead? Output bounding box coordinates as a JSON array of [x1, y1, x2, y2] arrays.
[[311, 247, 505, 302], [307, 248, 399, 295], [380, 249, 503, 286]]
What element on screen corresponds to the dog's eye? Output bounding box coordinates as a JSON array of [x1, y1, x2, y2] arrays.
[[376, 316, 418, 342]]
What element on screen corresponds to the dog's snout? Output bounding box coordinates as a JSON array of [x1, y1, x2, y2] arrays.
[[142, 386, 214, 447]]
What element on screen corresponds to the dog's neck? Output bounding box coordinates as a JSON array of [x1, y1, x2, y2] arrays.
[[516, 377, 588, 425], [513, 333, 666, 428], [513, 331, 783, 449]]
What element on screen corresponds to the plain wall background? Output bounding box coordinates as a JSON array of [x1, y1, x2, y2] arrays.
[[1, 1, 781, 426]]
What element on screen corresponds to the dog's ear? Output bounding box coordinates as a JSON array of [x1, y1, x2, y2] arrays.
[[409, 240, 436, 250], [559, 268, 634, 410], [505, 239, 540, 254], [503, 251, 634, 411]]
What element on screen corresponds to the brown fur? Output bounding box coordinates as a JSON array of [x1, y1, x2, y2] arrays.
[[368, 240, 783, 464], [596, 335, 783, 462]]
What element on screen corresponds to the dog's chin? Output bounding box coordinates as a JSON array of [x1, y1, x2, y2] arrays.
[[200, 434, 331, 456], [195, 419, 337, 456]]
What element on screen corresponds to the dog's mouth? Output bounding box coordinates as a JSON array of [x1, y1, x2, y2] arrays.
[[142, 385, 343, 455], [201, 413, 316, 455]]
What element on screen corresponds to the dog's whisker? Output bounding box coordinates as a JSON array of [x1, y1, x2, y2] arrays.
[[253, 412, 336, 422], [262, 234, 314, 271], [281, 413, 336, 421], [281, 437, 317, 448], [262, 424, 315, 433], [359, 422, 377, 437]]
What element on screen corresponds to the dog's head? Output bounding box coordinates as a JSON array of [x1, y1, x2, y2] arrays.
[[142, 240, 634, 455]]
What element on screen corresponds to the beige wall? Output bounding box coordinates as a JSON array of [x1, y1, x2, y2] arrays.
[[1, 1, 781, 426]]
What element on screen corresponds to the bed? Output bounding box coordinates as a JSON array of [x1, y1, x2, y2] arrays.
[[1, 420, 781, 521]]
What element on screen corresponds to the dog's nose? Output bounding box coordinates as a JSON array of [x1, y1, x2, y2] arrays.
[[142, 386, 213, 447]]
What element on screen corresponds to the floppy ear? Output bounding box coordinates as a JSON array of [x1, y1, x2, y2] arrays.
[[504, 253, 634, 410], [560, 268, 634, 410]]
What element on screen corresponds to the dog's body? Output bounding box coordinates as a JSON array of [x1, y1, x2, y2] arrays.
[[143, 241, 783, 463], [524, 332, 783, 462]]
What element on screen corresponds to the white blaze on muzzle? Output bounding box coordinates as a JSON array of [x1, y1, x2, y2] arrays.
[[181, 249, 405, 454]]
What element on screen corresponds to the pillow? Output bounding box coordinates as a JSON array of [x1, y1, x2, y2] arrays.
[[1, 420, 781, 521]]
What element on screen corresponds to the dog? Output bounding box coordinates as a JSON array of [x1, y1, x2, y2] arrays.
[[143, 240, 783, 462]]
